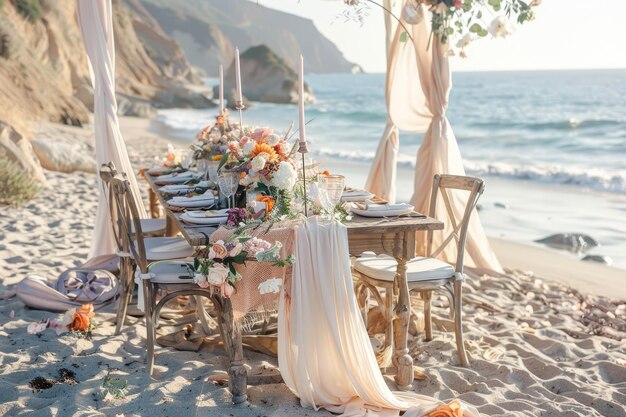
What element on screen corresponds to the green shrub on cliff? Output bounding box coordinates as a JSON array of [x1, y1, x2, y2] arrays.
[[0, 148, 40, 206], [10, 0, 42, 23]]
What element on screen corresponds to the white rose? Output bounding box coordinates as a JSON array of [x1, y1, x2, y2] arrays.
[[488, 16, 512, 38], [242, 141, 255, 156], [206, 263, 230, 286], [456, 33, 474, 49], [272, 161, 297, 190], [240, 174, 253, 186], [258, 278, 283, 295], [266, 133, 281, 146], [251, 155, 267, 172]]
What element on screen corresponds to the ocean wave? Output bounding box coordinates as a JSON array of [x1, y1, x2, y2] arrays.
[[471, 118, 624, 131], [313, 147, 626, 195]]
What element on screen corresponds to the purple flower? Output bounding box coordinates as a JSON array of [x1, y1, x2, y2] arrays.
[[226, 208, 248, 226]]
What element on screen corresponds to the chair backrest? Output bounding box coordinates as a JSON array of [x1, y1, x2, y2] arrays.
[[99, 162, 125, 255], [107, 173, 149, 273], [426, 174, 485, 273]]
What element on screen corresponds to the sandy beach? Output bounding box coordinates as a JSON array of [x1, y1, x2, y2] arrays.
[[1, 118, 625, 417]]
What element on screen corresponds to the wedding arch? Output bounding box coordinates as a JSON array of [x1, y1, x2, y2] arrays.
[[364, 0, 536, 272]]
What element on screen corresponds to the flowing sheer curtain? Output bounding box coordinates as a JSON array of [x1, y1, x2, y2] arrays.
[[77, 0, 147, 258], [365, 0, 399, 203], [278, 217, 480, 417], [385, 3, 502, 271]]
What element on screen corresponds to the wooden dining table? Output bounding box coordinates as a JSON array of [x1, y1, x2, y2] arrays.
[[144, 172, 443, 398]]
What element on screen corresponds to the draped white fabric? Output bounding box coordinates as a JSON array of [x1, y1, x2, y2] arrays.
[[383, 3, 502, 271], [77, 0, 147, 258], [364, 0, 399, 203], [278, 217, 480, 417]]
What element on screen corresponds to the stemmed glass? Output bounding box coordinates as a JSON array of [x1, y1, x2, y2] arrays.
[[217, 172, 239, 209], [207, 161, 220, 183], [318, 175, 345, 220]]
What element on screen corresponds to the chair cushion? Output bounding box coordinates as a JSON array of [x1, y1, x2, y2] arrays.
[[354, 252, 454, 282], [135, 219, 167, 235], [137, 237, 194, 261], [147, 260, 196, 284]]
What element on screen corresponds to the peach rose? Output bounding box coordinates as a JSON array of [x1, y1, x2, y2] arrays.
[[229, 242, 243, 257], [206, 263, 230, 286], [66, 304, 94, 332], [426, 400, 464, 417], [222, 283, 235, 298], [209, 241, 229, 259]]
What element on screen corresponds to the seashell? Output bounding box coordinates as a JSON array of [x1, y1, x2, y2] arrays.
[[402, 1, 424, 25]]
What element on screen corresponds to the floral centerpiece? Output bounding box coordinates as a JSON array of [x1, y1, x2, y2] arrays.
[[191, 109, 240, 164], [220, 126, 298, 219], [193, 236, 293, 297]]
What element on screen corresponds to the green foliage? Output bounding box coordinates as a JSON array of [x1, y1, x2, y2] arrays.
[[0, 148, 41, 206], [10, 0, 42, 23]]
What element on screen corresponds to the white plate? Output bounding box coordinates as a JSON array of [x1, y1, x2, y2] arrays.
[[342, 190, 375, 202], [351, 203, 414, 218], [180, 211, 228, 225]]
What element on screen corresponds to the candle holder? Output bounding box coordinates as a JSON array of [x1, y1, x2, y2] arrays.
[[234, 100, 245, 131]]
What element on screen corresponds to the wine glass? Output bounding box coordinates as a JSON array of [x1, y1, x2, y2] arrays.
[[207, 161, 220, 183], [318, 175, 345, 219], [217, 172, 239, 208]]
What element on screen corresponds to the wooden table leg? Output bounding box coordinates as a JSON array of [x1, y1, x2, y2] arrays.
[[148, 188, 160, 219], [392, 234, 413, 390], [213, 295, 248, 404]]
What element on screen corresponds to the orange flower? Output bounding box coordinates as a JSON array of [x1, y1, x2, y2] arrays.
[[67, 304, 94, 332], [212, 154, 223, 161], [320, 170, 330, 176], [426, 400, 464, 417], [256, 195, 275, 218], [250, 143, 279, 164]]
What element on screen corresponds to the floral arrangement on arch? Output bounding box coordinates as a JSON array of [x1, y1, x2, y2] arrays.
[[191, 109, 241, 162], [343, 0, 540, 57], [221, 126, 298, 219], [193, 236, 293, 297]]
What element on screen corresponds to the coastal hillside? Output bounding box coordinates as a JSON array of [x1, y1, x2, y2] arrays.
[[0, 0, 208, 127], [139, 0, 361, 76]]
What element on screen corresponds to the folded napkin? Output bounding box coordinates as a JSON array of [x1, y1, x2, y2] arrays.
[[354, 201, 411, 211], [158, 170, 194, 180], [170, 191, 215, 202], [342, 190, 372, 197]]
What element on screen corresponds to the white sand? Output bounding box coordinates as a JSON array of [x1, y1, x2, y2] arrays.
[[1, 118, 625, 417]]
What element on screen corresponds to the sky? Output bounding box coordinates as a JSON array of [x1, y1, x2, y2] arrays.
[[254, 0, 626, 73]]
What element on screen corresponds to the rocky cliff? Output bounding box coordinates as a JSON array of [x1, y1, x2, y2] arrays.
[[222, 45, 315, 107], [0, 0, 211, 127], [139, 0, 360, 76]]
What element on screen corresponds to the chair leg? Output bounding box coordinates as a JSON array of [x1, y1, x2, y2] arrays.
[[384, 286, 394, 349], [144, 281, 156, 375], [453, 280, 469, 366], [423, 291, 433, 341], [114, 259, 133, 335]]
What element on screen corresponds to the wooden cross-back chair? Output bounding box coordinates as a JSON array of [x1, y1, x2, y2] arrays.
[[99, 163, 169, 335], [107, 173, 249, 403], [353, 174, 485, 367]]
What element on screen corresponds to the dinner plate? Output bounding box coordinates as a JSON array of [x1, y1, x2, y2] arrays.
[[180, 210, 228, 225], [351, 203, 414, 218]]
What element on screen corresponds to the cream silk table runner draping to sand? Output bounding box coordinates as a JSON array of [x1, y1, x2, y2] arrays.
[[78, 0, 147, 259], [278, 217, 480, 417], [366, 1, 502, 272]]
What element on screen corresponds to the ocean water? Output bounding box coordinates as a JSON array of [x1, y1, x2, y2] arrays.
[[153, 69, 626, 269]]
